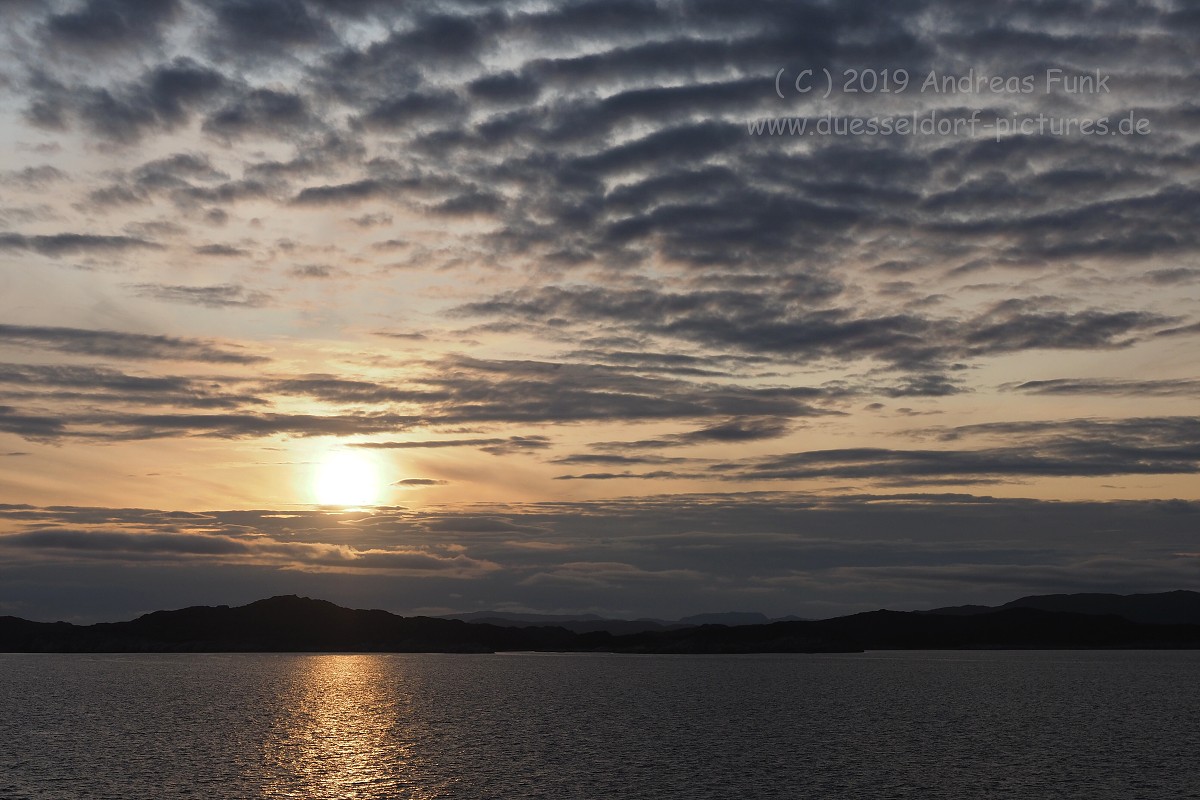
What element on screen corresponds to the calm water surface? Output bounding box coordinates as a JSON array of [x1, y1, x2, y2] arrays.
[[2, 651, 1198, 799]]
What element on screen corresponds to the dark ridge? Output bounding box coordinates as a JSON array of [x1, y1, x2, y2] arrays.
[[923, 590, 1200, 625], [4, 592, 1200, 654], [452, 617, 677, 635], [677, 611, 771, 627], [0, 595, 855, 654]]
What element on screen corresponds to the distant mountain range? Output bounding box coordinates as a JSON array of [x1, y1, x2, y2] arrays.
[[0, 597, 851, 654], [3, 591, 1199, 654], [922, 590, 1200, 626], [441, 590, 1200, 633], [438, 610, 785, 635]]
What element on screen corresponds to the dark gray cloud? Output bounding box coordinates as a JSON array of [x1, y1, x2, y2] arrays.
[[964, 302, 1169, 355], [202, 88, 320, 140], [553, 470, 693, 481], [2, 165, 66, 187], [357, 91, 467, 132], [716, 417, 1200, 482], [0, 232, 161, 256], [289, 264, 335, 278], [131, 283, 270, 308], [192, 244, 247, 257], [0, 363, 261, 410], [349, 212, 392, 228], [12, 0, 1178, 291], [590, 417, 795, 453], [355, 436, 551, 456], [373, 330, 426, 341], [26, 58, 227, 141], [1008, 378, 1200, 397], [0, 406, 66, 440], [557, 349, 755, 378], [457, 285, 1169, 368], [243, 134, 365, 181], [1155, 322, 1200, 339], [208, 0, 333, 51], [554, 416, 1200, 483], [267, 356, 835, 426], [55, 410, 421, 441], [96, 154, 273, 214], [1145, 268, 1200, 286], [551, 453, 696, 467], [679, 417, 793, 443], [43, 0, 180, 52], [0, 349, 844, 443], [0, 324, 265, 363]]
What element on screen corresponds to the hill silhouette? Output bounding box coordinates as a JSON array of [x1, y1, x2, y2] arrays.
[[438, 610, 780, 634], [924, 590, 1200, 625], [3, 591, 1200, 653], [0, 596, 856, 654]]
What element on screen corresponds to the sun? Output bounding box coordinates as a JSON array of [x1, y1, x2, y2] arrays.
[[312, 451, 384, 507]]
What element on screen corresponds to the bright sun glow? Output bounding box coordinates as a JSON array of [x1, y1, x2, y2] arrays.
[[313, 451, 383, 507]]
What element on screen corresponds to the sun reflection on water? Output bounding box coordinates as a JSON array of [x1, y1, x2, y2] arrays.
[[260, 655, 448, 800]]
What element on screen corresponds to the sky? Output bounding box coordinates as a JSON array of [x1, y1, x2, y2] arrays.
[[1, 0, 1198, 622]]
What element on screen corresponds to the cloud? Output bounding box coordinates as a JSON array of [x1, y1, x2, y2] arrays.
[[552, 470, 692, 481], [26, 58, 228, 141], [131, 283, 271, 308], [289, 264, 336, 278], [676, 417, 792, 443], [0, 324, 266, 363], [1145, 268, 1200, 286], [202, 88, 320, 140], [0, 363, 262, 410], [349, 212, 392, 228], [42, 0, 180, 52], [963, 304, 1168, 355], [0, 526, 495, 576], [269, 356, 835, 427], [3, 495, 1198, 621], [193, 244, 248, 257], [0, 352, 840, 443], [0, 232, 161, 256], [355, 436, 551, 456], [457, 286, 1169, 368], [590, 417, 793, 452], [554, 416, 1200, 483], [61, 411, 421, 441], [2, 165, 67, 187], [0, 407, 66, 440], [208, 0, 333, 52], [715, 417, 1200, 482], [1155, 322, 1200, 339], [291, 179, 393, 205], [84, 153, 231, 210], [373, 330, 426, 341], [551, 454, 695, 466], [1007, 378, 1200, 397]]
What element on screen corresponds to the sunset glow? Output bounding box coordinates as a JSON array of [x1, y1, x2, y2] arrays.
[[313, 452, 384, 508], [0, 0, 1197, 624]]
